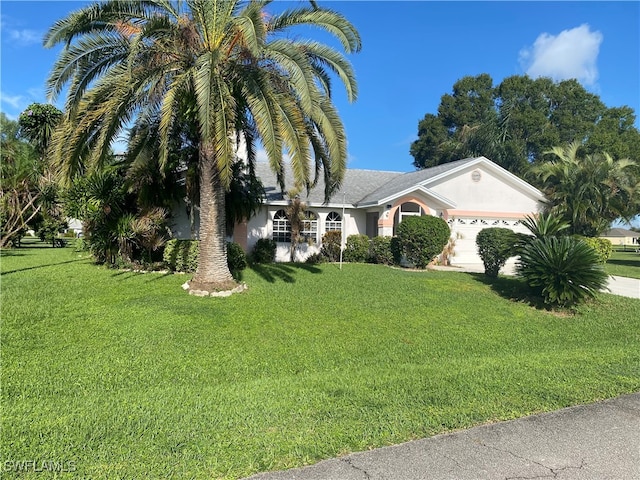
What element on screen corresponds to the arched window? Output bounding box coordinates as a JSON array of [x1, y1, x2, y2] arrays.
[[325, 211, 342, 232], [301, 211, 318, 243], [393, 202, 425, 235], [273, 209, 291, 243]]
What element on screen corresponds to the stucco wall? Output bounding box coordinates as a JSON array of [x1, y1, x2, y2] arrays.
[[430, 165, 541, 214]]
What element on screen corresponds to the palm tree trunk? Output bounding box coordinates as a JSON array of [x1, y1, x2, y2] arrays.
[[189, 142, 236, 292]]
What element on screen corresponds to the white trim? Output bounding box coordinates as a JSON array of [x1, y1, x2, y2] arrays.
[[358, 185, 457, 209]]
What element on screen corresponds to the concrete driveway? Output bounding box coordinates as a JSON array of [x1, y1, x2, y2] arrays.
[[432, 264, 640, 300], [608, 275, 640, 299], [246, 393, 640, 480]]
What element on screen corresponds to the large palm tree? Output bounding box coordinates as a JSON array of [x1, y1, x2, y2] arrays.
[[531, 142, 639, 236], [45, 0, 360, 292]]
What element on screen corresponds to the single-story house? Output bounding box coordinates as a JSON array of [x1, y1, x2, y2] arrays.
[[171, 156, 545, 269], [601, 228, 640, 247]]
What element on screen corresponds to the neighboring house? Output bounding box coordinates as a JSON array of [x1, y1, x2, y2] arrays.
[[601, 228, 640, 248], [171, 156, 545, 268]]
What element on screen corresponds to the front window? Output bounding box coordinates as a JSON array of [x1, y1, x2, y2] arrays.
[[273, 209, 291, 243], [393, 202, 425, 235], [325, 211, 342, 232], [301, 211, 318, 243]]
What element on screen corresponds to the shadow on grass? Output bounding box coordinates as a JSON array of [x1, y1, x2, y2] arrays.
[[0, 258, 86, 276], [0, 250, 26, 257], [607, 257, 640, 269], [470, 272, 551, 310], [110, 269, 174, 282], [250, 262, 322, 283]]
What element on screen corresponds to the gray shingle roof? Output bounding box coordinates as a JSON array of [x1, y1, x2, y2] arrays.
[[254, 158, 478, 206], [602, 228, 639, 237], [356, 158, 476, 205], [254, 162, 402, 205]]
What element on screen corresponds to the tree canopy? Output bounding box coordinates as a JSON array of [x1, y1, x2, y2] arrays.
[[529, 142, 639, 236], [45, 0, 360, 293], [410, 74, 640, 175]]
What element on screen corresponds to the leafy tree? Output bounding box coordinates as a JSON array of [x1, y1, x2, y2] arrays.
[[18, 103, 62, 159], [285, 191, 307, 262], [45, 0, 360, 293], [0, 114, 41, 247], [411, 74, 640, 176], [530, 142, 639, 236]]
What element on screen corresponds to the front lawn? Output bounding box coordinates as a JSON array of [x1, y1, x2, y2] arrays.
[[2, 242, 639, 479], [606, 249, 640, 279]]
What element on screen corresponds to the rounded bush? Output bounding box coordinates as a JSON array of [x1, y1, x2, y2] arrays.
[[370, 236, 395, 265], [227, 242, 247, 273], [343, 234, 371, 263], [517, 236, 609, 306], [395, 216, 450, 269], [251, 238, 277, 264], [578, 236, 613, 264], [476, 227, 518, 277]]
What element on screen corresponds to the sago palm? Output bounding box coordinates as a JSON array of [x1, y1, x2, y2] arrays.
[[44, 0, 360, 292]]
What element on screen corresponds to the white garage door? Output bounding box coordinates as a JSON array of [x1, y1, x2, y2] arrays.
[[447, 218, 529, 269]]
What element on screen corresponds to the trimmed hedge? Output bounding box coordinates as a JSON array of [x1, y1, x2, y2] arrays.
[[476, 227, 518, 277], [163, 239, 199, 273], [163, 239, 247, 274], [395, 216, 450, 269], [343, 234, 371, 263], [370, 236, 395, 265]]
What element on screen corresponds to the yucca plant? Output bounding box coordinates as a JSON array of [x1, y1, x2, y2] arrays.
[[517, 236, 609, 307]]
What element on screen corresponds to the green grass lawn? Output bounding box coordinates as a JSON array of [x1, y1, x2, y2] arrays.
[[2, 241, 639, 479], [606, 249, 640, 279]]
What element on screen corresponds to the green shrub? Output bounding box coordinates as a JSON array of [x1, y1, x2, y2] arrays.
[[517, 236, 609, 306], [251, 238, 277, 264], [74, 237, 88, 252], [320, 231, 342, 262], [227, 242, 247, 274], [579, 237, 613, 264], [476, 228, 518, 277], [370, 236, 395, 265], [390, 237, 403, 265], [395, 216, 450, 269], [163, 239, 199, 272], [305, 252, 324, 265], [343, 234, 371, 263]]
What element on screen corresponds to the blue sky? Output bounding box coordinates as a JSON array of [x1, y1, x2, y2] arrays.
[[1, 1, 639, 174]]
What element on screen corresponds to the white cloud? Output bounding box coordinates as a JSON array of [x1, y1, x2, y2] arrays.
[[519, 24, 603, 86], [0, 91, 24, 110], [8, 28, 42, 46]]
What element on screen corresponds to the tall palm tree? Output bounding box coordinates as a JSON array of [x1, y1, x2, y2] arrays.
[[531, 142, 639, 236], [44, 0, 360, 292]]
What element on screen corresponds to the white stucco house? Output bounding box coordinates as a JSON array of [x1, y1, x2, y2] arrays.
[[601, 228, 639, 248], [171, 156, 545, 269]]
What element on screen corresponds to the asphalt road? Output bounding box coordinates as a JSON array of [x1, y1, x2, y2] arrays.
[[246, 393, 640, 480]]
